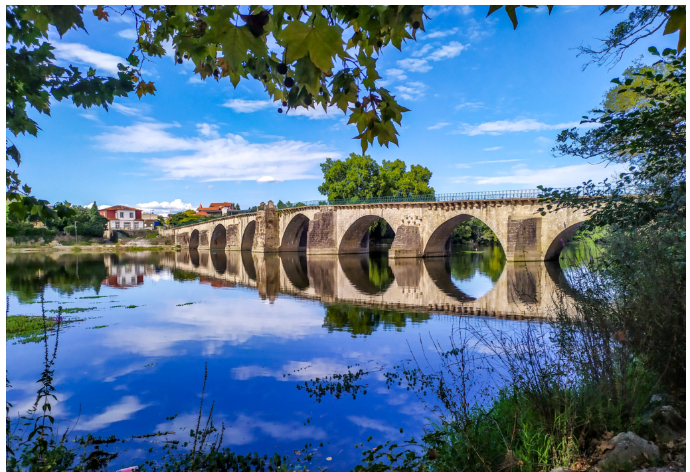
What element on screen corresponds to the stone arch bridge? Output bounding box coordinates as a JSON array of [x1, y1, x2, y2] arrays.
[[160, 192, 587, 262]]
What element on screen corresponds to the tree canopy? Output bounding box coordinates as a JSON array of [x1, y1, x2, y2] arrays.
[[318, 153, 433, 201]]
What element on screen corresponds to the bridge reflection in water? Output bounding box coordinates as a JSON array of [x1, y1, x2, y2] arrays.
[[163, 249, 571, 319]]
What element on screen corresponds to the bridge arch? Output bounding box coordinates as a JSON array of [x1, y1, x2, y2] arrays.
[[281, 214, 310, 252], [339, 215, 395, 254], [544, 222, 585, 261], [423, 215, 504, 257], [241, 221, 256, 250], [210, 224, 226, 249], [189, 229, 200, 249]]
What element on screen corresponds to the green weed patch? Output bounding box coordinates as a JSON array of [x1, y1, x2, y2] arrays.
[[48, 307, 96, 314]]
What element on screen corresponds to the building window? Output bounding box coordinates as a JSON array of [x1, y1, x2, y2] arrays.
[[115, 222, 120, 229], [120, 212, 124, 218], [129, 212, 133, 218], [134, 222, 139, 229], [131, 276, 135, 284], [124, 223, 131, 229]]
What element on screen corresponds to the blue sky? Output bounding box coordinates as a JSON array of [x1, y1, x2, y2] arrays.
[[10, 5, 676, 215]]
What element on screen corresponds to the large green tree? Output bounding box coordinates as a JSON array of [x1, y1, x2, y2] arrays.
[[318, 153, 434, 201]]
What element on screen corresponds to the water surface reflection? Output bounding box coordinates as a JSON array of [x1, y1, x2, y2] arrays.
[[6, 248, 578, 470]]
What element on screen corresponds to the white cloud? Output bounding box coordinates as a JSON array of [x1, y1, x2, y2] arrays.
[[386, 68, 408, 81], [396, 58, 432, 73], [197, 123, 219, 138], [135, 199, 193, 216], [111, 103, 139, 116], [287, 106, 339, 120], [395, 81, 426, 101], [52, 42, 125, 75], [411, 44, 433, 57], [456, 101, 484, 110], [421, 28, 459, 39], [428, 41, 467, 61], [398, 41, 468, 74], [81, 113, 100, 122], [428, 122, 450, 130], [117, 29, 137, 40], [95, 121, 339, 182], [222, 99, 273, 113], [535, 136, 552, 144], [232, 359, 353, 382], [475, 163, 628, 187], [257, 176, 282, 183], [483, 147, 503, 151], [455, 164, 472, 169], [426, 5, 471, 17], [72, 396, 150, 431], [456, 118, 581, 136], [348, 416, 400, 437]]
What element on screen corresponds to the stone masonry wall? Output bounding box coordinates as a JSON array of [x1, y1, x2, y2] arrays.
[[306, 211, 337, 254]]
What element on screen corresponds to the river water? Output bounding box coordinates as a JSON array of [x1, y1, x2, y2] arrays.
[[6, 246, 579, 470]]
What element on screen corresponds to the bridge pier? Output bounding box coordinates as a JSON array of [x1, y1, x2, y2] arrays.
[[306, 210, 339, 255], [389, 225, 423, 258], [252, 201, 280, 253]]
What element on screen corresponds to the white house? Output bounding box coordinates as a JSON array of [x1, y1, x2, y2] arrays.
[[99, 205, 145, 230]]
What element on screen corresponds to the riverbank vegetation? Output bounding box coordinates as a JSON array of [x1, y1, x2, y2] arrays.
[[401, 47, 686, 472]]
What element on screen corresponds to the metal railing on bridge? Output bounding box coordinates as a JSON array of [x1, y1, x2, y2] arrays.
[[296, 188, 552, 207]]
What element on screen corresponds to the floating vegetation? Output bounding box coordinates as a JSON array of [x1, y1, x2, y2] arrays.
[[294, 365, 372, 402], [125, 305, 140, 309], [20, 300, 56, 304], [6, 315, 56, 343], [176, 302, 195, 306], [144, 362, 157, 367], [48, 307, 96, 314], [78, 295, 109, 299], [87, 325, 107, 329]]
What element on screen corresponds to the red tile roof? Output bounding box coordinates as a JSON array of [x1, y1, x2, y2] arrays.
[[101, 205, 140, 211], [197, 202, 234, 211]]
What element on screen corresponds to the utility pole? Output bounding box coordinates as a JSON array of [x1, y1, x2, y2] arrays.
[[74, 221, 78, 244]]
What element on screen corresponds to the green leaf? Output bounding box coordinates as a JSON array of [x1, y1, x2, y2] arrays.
[[278, 15, 344, 73], [220, 25, 265, 73], [486, 5, 504, 17], [504, 6, 519, 29], [663, 7, 686, 52]]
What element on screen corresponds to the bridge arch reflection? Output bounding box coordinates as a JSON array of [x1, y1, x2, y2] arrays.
[[165, 249, 571, 318]]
